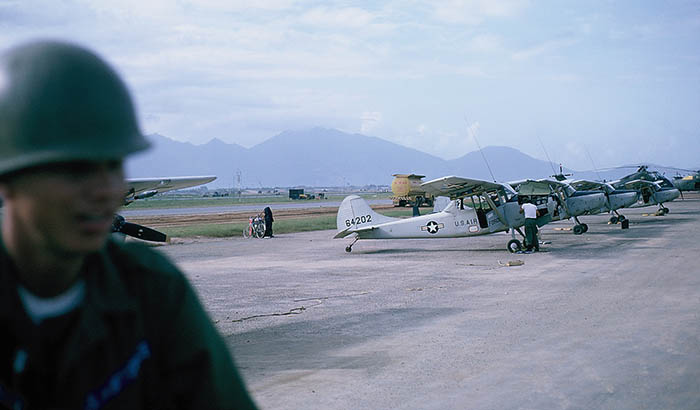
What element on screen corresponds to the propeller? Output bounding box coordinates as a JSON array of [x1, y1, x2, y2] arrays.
[[111, 215, 168, 242], [550, 164, 573, 182]]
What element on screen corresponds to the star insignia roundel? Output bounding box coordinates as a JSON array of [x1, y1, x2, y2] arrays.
[[421, 220, 444, 234]]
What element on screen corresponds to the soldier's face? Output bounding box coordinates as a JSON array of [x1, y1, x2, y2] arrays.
[[2, 160, 126, 255]]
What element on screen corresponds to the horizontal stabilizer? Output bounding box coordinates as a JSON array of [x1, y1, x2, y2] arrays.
[[335, 195, 398, 237]]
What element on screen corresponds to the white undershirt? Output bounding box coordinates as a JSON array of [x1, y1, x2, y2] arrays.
[[17, 280, 86, 325], [521, 203, 538, 219]]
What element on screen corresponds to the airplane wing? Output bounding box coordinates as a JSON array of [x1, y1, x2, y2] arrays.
[[570, 179, 619, 192], [569, 179, 605, 191], [421, 176, 506, 198], [622, 179, 659, 190], [513, 179, 563, 196], [115, 175, 217, 243], [125, 175, 217, 202]]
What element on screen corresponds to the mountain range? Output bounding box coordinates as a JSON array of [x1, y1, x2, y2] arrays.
[[123, 127, 681, 188]]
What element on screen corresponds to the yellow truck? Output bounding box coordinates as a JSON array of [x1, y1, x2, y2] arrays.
[[391, 174, 434, 207]]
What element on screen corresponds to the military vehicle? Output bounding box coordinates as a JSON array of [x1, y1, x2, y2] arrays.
[[391, 174, 434, 207]]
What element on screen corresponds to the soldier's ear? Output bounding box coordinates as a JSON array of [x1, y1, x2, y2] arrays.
[[0, 174, 24, 199]]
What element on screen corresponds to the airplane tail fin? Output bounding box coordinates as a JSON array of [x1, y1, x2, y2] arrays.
[[335, 195, 398, 238]]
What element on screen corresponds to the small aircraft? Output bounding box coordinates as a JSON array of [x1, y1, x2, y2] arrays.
[[510, 178, 608, 235], [672, 171, 700, 192], [112, 175, 217, 242], [335, 176, 555, 253], [608, 166, 680, 215], [565, 180, 638, 225]]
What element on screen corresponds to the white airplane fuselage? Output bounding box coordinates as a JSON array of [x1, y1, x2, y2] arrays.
[[336, 195, 550, 240], [355, 202, 515, 239]]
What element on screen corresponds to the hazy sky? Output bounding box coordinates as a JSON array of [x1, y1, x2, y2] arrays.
[[2, 0, 699, 170]]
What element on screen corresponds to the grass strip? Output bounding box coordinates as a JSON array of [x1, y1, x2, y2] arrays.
[[161, 208, 417, 238], [124, 193, 391, 210]]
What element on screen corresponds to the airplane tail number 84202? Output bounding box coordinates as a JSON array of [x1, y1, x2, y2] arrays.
[[345, 214, 372, 227]]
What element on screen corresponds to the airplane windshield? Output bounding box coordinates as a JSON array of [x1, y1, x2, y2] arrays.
[[500, 183, 517, 199], [564, 185, 576, 197], [463, 195, 492, 212], [651, 174, 674, 188]]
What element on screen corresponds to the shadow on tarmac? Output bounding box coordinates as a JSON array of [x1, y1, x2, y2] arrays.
[[227, 307, 459, 380]]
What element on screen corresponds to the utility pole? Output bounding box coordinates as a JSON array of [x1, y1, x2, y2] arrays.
[[236, 169, 242, 201]]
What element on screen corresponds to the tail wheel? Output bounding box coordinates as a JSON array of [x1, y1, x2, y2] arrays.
[[507, 239, 522, 253]]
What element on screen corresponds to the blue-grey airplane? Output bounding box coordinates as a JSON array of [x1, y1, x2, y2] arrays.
[[608, 166, 680, 216], [510, 179, 608, 235]]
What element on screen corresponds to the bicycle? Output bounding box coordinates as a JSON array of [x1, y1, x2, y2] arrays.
[[243, 214, 266, 238]]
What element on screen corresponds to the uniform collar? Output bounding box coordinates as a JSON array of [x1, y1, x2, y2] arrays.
[[59, 242, 138, 368]]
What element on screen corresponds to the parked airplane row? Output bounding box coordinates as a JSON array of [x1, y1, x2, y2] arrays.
[[335, 166, 682, 253]]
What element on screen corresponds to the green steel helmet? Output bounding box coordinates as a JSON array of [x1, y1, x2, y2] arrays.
[[0, 39, 150, 176]]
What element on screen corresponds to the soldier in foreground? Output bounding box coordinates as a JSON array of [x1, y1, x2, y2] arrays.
[[0, 40, 257, 409]]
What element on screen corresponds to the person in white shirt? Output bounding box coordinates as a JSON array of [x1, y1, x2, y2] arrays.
[[520, 197, 540, 252]]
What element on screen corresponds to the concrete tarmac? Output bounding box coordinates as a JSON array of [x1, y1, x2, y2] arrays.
[[161, 193, 700, 410]]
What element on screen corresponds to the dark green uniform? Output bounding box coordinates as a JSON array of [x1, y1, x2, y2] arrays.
[[0, 238, 258, 410], [524, 218, 539, 251]]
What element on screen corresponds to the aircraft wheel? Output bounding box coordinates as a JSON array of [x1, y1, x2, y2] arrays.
[[655, 209, 665, 216], [507, 239, 522, 253], [573, 225, 584, 235], [663, 207, 670, 214], [609, 216, 619, 224], [345, 246, 352, 253], [581, 223, 589, 233]]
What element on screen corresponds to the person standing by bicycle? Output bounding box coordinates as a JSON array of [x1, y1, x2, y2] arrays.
[[263, 206, 274, 238]]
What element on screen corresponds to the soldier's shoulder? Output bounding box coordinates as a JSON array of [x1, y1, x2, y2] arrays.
[[105, 239, 182, 279]]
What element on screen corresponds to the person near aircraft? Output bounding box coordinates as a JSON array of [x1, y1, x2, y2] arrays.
[[263, 206, 274, 237], [520, 197, 540, 252], [0, 40, 257, 409]]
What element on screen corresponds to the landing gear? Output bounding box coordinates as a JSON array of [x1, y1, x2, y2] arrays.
[[345, 236, 359, 253], [655, 207, 669, 216], [573, 223, 588, 235], [507, 239, 522, 253], [572, 216, 588, 235], [609, 213, 626, 225]]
